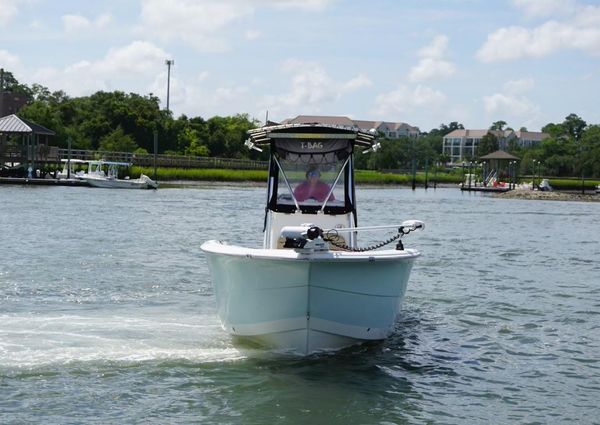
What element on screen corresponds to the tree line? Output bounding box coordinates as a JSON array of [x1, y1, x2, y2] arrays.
[[357, 117, 600, 178], [3, 70, 599, 177], [3, 70, 265, 161]]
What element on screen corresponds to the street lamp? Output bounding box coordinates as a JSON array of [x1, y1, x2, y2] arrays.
[[165, 59, 174, 113], [479, 162, 483, 187], [468, 161, 473, 189], [532, 159, 536, 190]]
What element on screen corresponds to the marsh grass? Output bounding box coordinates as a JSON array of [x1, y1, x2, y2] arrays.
[[545, 178, 600, 190], [131, 166, 464, 185]]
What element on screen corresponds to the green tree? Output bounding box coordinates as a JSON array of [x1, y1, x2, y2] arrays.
[[0, 69, 33, 99], [182, 127, 209, 156], [476, 132, 499, 158], [98, 126, 138, 152], [581, 125, 600, 177], [431, 121, 464, 137], [538, 137, 576, 176], [563, 113, 587, 141], [490, 120, 507, 131], [542, 122, 565, 139], [367, 138, 407, 170]]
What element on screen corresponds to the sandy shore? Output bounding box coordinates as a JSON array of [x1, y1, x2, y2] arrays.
[[495, 189, 600, 202]]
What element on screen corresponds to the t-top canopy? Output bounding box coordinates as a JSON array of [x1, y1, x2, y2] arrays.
[[247, 123, 377, 149]]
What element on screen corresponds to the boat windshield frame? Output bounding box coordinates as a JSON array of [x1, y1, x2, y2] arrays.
[[251, 124, 375, 216]]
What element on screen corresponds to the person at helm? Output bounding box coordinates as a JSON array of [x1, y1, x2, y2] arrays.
[[293, 167, 335, 202]]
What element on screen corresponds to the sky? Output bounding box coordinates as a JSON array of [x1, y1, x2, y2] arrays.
[[1, 0, 600, 132]]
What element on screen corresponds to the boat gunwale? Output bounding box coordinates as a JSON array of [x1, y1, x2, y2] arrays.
[[201, 240, 420, 262]]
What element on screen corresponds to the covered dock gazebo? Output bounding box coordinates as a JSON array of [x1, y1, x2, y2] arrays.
[[479, 150, 520, 186], [0, 114, 56, 176]]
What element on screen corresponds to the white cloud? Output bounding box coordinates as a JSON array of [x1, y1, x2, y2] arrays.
[[138, 0, 334, 51], [62, 13, 113, 34], [0, 49, 20, 69], [260, 60, 371, 117], [279, 59, 341, 105], [0, 0, 18, 26], [409, 58, 456, 82], [512, 0, 577, 18], [212, 86, 250, 104], [483, 78, 540, 121], [95, 41, 167, 74], [478, 1, 600, 62], [409, 35, 456, 82], [260, 0, 335, 11], [341, 74, 372, 92], [95, 14, 112, 29], [483, 93, 538, 118], [151, 74, 253, 118], [418, 35, 448, 60], [503, 78, 535, 93], [245, 29, 261, 40], [374, 84, 446, 116], [139, 0, 254, 51], [62, 15, 91, 33], [31, 41, 169, 96]]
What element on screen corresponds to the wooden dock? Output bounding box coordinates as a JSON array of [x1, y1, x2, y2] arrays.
[[0, 177, 89, 187], [460, 185, 511, 193]]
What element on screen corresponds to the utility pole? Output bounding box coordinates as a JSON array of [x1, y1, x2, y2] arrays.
[[0, 68, 5, 117], [165, 60, 174, 113]]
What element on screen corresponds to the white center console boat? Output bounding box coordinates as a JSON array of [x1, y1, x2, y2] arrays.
[[201, 123, 424, 355]]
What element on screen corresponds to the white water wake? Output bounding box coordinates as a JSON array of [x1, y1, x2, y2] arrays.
[[0, 311, 248, 368]]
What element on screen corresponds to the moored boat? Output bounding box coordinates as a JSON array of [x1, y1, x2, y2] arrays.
[[81, 161, 158, 189], [56, 159, 93, 180], [201, 123, 424, 355]]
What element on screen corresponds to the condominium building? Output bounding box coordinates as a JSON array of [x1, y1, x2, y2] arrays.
[[281, 115, 420, 138], [442, 129, 548, 163]]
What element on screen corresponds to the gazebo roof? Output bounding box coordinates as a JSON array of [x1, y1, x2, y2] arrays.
[[479, 150, 519, 160], [0, 114, 55, 136]]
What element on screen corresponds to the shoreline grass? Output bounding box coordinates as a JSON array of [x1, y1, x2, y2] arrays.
[[130, 166, 599, 189], [131, 166, 465, 185]]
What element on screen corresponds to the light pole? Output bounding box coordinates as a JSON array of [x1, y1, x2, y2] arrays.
[[512, 161, 517, 189], [482, 161, 487, 186], [532, 159, 536, 190], [0, 68, 5, 117], [411, 137, 416, 190], [165, 59, 174, 113], [468, 161, 473, 189], [509, 161, 517, 189]]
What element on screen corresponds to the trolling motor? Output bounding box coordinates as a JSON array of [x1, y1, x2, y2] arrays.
[[281, 224, 327, 251]]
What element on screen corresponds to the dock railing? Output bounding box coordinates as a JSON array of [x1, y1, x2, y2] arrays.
[[57, 149, 268, 170]]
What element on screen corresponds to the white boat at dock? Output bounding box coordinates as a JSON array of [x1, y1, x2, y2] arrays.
[[201, 123, 424, 355], [56, 159, 93, 180], [80, 160, 158, 189]]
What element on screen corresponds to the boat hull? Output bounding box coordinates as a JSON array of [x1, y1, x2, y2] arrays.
[[201, 240, 419, 355], [83, 174, 158, 189]]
